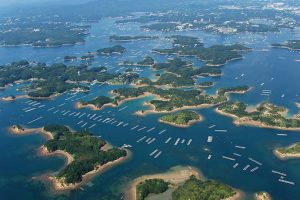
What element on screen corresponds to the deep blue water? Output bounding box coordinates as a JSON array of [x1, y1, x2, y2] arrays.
[[0, 15, 300, 200]]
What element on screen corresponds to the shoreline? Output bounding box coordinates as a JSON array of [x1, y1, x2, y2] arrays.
[[135, 102, 214, 116], [126, 166, 242, 200], [75, 101, 117, 111], [215, 108, 300, 131], [10, 125, 130, 191], [158, 114, 203, 128], [274, 146, 300, 160], [126, 166, 203, 200], [48, 149, 131, 191]]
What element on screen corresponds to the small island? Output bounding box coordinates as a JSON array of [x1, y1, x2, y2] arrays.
[[12, 124, 129, 191], [159, 110, 202, 127], [217, 101, 300, 131], [255, 192, 272, 200], [109, 35, 158, 42], [127, 166, 239, 200], [96, 45, 126, 55], [76, 96, 116, 110], [120, 56, 155, 67], [272, 40, 300, 51], [274, 143, 300, 159]]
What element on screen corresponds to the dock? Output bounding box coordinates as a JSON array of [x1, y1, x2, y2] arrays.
[[222, 156, 236, 161]]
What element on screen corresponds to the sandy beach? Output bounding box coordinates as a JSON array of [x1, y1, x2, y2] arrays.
[[255, 192, 272, 200], [274, 147, 300, 160], [49, 149, 131, 191], [126, 165, 242, 200], [126, 166, 202, 200]]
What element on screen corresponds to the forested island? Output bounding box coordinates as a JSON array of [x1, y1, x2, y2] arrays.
[[0, 21, 89, 47], [96, 45, 126, 55], [272, 40, 300, 51], [0, 60, 139, 98], [274, 143, 300, 159], [217, 102, 300, 130], [133, 57, 223, 87], [152, 35, 251, 66], [159, 110, 202, 127], [172, 176, 237, 200], [109, 35, 158, 42], [128, 166, 238, 200], [120, 56, 155, 67], [76, 96, 116, 110], [111, 85, 249, 114], [38, 125, 128, 190]]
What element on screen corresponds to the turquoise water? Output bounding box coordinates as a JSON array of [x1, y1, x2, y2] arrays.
[[0, 16, 300, 200]]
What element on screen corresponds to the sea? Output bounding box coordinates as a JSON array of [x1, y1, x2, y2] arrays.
[[0, 14, 300, 200]]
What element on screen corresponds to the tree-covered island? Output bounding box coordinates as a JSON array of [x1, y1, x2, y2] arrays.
[[159, 110, 202, 127], [40, 125, 128, 190], [217, 101, 300, 131], [0, 60, 139, 98], [96, 45, 126, 55], [153, 35, 251, 66]]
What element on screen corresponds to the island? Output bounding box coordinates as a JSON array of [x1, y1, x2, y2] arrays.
[[96, 45, 126, 55], [127, 166, 240, 200], [216, 101, 300, 131], [152, 35, 251, 66], [120, 56, 155, 67], [255, 192, 272, 200], [109, 35, 158, 42], [112, 85, 249, 115], [76, 96, 116, 110], [136, 179, 169, 200], [274, 143, 300, 159], [12, 124, 129, 190], [0, 60, 139, 99], [0, 22, 89, 47], [172, 176, 238, 200], [159, 110, 202, 127], [272, 40, 300, 51], [198, 81, 214, 88]]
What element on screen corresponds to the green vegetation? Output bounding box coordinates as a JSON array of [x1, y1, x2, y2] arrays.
[[218, 102, 300, 129], [217, 85, 249, 95], [160, 111, 200, 126], [137, 56, 155, 66], [172, 176, 236, 200], [113, 85, 247, 112], [43, 125, 127, 184], [272, 40, 300, 50], [80, 96, 115, 109], [0, 61, 139, 97], [153, 36, 250, 66], [96, 45, 126, 55], [277, 143, 300, 154], [0, 22, 89, 47], [136, 179, 169, 200], [109, 35, 158, 42]]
